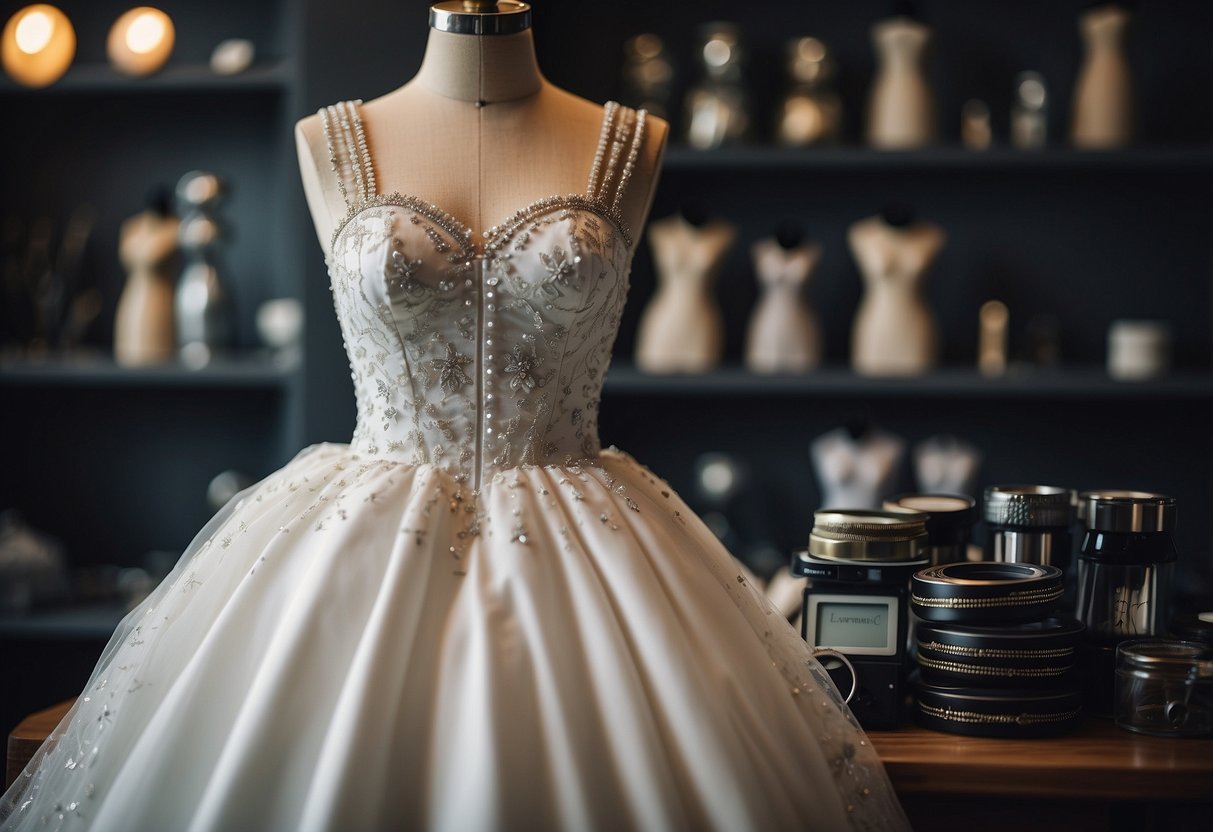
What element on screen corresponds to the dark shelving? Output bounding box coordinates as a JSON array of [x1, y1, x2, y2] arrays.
[[0, 352, 299, 390], [603, 364, 1213, 399], [660, 145, 1213, 173], [0, 62, 295, 95]]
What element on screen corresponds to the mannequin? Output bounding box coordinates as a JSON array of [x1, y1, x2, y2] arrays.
[[913, 434, 981, 497], [866, 2, 936, 148], [745, 224, 822, 373], [634, 205, 735, 373], [1071, 2, 1133, 148], [295, 2, 668, 259], [811, 421, 905, 509], [849, 203, 944, 376], [114, 187, 179, 366]]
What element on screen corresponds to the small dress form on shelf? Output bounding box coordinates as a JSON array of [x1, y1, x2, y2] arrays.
[[634, 206, 735, 373], [914, 434, 982, 497], [745, 225, 821, 373], [811, 422, 906, 509], [114, 188, 179, 366], [866, 4, 936, 149], [1072, 2, 1134, 149], [849, 204, 945, 377]]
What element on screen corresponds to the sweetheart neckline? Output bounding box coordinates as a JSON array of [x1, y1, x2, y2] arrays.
[[329, 189, 633, 257]]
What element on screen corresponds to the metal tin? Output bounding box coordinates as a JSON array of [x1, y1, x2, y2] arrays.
[[984, 485, 1075, 567], [915, 680, 1083, 738], [1078, 490, 1176, 534], [884, 493, 977, 565], [911, 562, 1064, 624], [807, 509, 929, 563], [916, 618, 1084, 687]]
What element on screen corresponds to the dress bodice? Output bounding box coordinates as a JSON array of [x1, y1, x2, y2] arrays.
[[320, 100, 648, 489]]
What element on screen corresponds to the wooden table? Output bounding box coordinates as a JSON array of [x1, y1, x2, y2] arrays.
[[7, 701, 1213, 829]]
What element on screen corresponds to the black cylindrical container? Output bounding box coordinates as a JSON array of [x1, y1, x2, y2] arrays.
[[1076, 491, 1176, 641], [916, 618, 1084, 688], [911, 561, 1064, 624], [914, 680, 1083, 738], [983, 485, 1075, 569], [1075, 491, 1177, 717], [884, 493, 977, 565]]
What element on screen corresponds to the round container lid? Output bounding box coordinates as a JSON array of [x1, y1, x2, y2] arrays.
[[984, 485, 1075, 528], [885, 493, 977, 542], [808, 509, 928, 562], [1077, 490, 1176, 533], [1117, 640, 1213, 678]]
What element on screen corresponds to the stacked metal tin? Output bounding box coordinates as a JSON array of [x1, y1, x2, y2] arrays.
[[910, 560, 1085, 737]]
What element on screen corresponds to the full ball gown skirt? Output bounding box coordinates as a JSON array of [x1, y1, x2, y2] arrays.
[[0, 100, 908, 831]]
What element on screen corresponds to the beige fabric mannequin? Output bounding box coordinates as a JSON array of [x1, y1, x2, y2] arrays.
[[634, 214, 735, 374], [1071, 3, 1133, 148], [114, 208, 179, 366], [295, 22, 667, 260], [849, 214, 945, 376]]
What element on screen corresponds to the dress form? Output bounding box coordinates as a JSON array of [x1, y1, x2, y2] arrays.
[[849, 207, 944, 376], [811, 424, 905, 509], [914, 434, 981, 497], [745, 229, 822, 373], [295, 6, 668, 259], [866, 13, 936, 148], [634, 211, 735, 373], [1071, 3, 1133, 148], [114, 194, 179, 366]]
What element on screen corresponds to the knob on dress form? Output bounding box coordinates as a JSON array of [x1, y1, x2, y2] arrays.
[[745, 230, 822, 373], [635, 210, 735, 374], [429, 1, 532, 35]]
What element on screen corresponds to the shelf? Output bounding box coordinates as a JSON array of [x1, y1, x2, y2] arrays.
[[660, 146, 1213, 173], [0, 351, 300, 390], [603, 365, 1213, 400], [0, 62, 295, 95], [0, 604, 126, 641]]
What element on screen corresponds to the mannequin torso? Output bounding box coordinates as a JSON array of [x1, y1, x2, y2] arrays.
[[295, 27, 667, 259], [849, 214, 945, 376], [114, 209, 179, 365], [635, 214, 735, 373], [811, 426, 906, 509], [746, 237, 822, 373]]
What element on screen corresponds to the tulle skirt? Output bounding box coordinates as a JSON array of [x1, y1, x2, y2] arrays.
[[0, 443, 907, 831]]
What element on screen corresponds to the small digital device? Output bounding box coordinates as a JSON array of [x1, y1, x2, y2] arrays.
[[793, 509, 930, 729]]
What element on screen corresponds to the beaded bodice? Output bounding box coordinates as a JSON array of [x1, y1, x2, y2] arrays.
[[320, 100, 648, 488]]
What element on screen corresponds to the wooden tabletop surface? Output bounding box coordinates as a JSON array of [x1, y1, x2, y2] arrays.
[[7, 700, 1213, 800]]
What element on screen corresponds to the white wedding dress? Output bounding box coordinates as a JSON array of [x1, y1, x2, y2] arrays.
[[0, 100, 908, 832]]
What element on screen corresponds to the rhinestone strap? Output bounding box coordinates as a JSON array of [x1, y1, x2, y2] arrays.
[[333, 102, 367, 203], [586, 100, 620, 198], [612, 108, 647, 213], [344, 100, 378, 199], [599, 107, 631, 208], [319, 105, 351, 208]]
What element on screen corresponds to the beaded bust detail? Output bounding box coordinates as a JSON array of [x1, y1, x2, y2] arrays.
[[320, 99, 647, 491]]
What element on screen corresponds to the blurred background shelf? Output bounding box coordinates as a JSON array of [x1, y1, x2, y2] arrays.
[[661, 145, 1213, 172], [604, 365, 1213, 399], [0, 351, 300, 390], [0, 61, 295, 95]]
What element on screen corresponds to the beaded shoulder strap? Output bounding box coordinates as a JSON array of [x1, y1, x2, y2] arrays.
[[318, 99, 379, 211], [585, 101, 648, 214]]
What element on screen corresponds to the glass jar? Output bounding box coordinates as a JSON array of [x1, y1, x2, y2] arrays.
[[1076, 491, 1176, 641], [1115, 640, 1213, 737]]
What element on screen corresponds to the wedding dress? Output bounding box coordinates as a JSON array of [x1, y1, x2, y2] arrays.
[[0, 100, 907, 832]]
